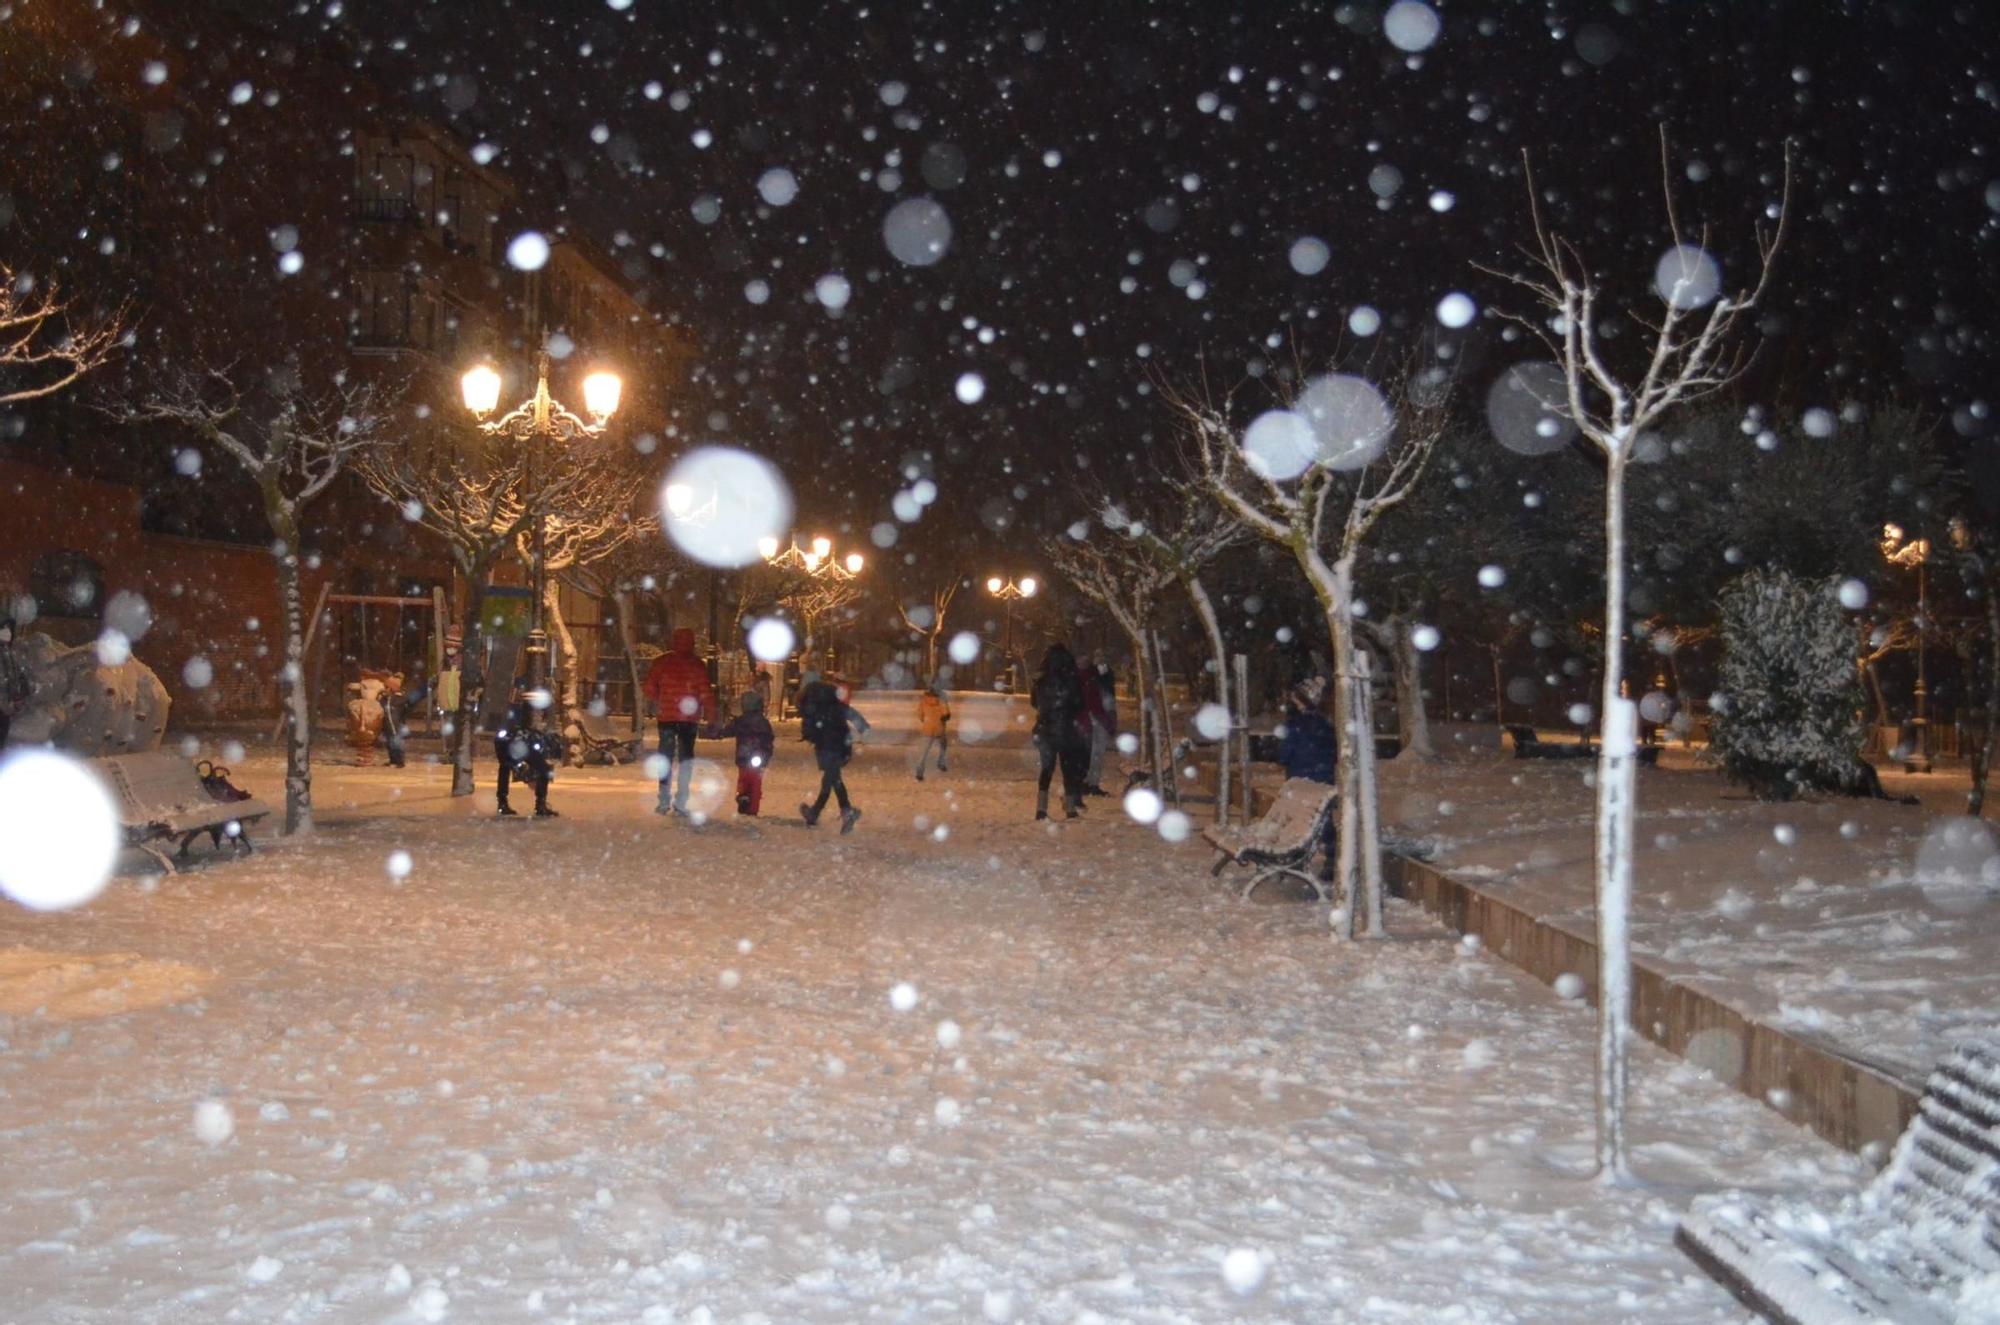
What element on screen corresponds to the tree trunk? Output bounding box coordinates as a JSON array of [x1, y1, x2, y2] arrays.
[[544, 577, 582, 764], [1393, 619, 1438, 760], [1123, 622, 1150, 765], [1491, 645, 1507, 733], [1971, 592, 2000, 817], [450, 561, 491, 798], [613, 588, 644, 735], [1353, 650, 1386, 936], [1863, 656, 1892, 729], [1594, 450, 1634, 1182], [1323, 555, 1363, 937], [272, 508, 312, 836], [1181, 571, 1230, 825]]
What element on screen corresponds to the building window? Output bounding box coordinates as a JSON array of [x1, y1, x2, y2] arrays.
[[362, 150, 414, 221], [30, 551, 104, 620]]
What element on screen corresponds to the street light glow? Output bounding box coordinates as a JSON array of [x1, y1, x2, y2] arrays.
[[460, 364, 502, 416], [665, 482, 694, 519], [582, 371, 622, 420], [757, 536, 781, 560], [1019, 576, 1037, 597], [845, 552, 864, 573], [811, 536, 832, 559], [986, 576, 1004, 594]]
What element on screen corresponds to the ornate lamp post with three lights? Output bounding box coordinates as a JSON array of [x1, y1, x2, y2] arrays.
[[460, 346, 621, 716]]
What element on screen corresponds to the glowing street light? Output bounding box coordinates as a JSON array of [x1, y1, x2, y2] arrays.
[[987, 575, 1038, 690], [1881, 522, 1934, 772], [461, 345, 622, 706]]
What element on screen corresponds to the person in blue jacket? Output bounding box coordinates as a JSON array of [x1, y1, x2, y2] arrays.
[[1277, 675, 1337, 877]]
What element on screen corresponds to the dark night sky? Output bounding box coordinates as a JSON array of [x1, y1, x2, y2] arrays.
[[239, 0, 2000, 567]]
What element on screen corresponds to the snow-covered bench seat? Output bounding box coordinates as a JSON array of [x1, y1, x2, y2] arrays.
[[1203, 777, 1337, 902], [570, 708, 643, 765], [95, 753, 271, 872], [1677, 1037, 2000, 1325], [1507, 723, 1658, 765]]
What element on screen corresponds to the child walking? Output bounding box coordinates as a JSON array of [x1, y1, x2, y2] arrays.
[[913, 680, 950, 779], [708, 691, 776, 816], [797, 673, 863, 833]]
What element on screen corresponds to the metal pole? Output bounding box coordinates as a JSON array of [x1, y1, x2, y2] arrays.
[[1915, 556, 1930, 769]]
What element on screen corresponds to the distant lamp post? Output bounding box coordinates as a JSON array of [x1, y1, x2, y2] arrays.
[[461, 346, 620, 709], [987, 575, 1037, 690], [1881, 522, 1933, 772], [763, 534, 865, 668]]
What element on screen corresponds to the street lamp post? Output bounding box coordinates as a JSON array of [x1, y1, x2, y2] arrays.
[[761, 534, 865, 671], [986, 575, 1037, 691], [1882, 523, 1933, 773], [462, 345, 620, 723]]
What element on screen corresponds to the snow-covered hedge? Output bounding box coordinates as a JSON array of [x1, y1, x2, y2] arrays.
[[1707, 568, 1866, 801]]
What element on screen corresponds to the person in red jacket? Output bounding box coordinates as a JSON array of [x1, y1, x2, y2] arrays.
[[643, 627, 715, 815]]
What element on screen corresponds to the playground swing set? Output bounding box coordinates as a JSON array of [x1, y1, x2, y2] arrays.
[[270, 584, 451, 760]]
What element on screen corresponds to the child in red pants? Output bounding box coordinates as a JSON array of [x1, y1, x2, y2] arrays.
[[708, 691, 776, 816]]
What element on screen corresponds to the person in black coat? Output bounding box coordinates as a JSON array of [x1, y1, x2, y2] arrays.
[[708, 690, 777, 816], [493, 681, 560, 818], [1031, 642, 1091, 820], [796, 673, 862, 833]]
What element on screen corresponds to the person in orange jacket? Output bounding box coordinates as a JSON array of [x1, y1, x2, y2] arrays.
[[643, 627, 714, 815], [913, 679, 951, 780]]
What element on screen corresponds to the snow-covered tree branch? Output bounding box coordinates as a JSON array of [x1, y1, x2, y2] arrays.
[[0, 264, 123, 405]]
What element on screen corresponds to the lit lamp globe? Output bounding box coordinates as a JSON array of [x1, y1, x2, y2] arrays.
[[757, 536, 781, 560], [1018, 577, 1037, 597], [582, 371, 622, 420], [461, 364, 502, 416], [811, 536, 832, 559], [844, 552, 864, 574], [986, 576, 1004, 594]]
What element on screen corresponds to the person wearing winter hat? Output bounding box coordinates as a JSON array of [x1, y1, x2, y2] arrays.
[[913, 678, 951, 779], [707, 690, 777, 816], [644, 627, 715, 816]]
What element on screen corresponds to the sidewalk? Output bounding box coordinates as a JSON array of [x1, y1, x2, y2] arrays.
[[1375, 728, 1998, 1096]]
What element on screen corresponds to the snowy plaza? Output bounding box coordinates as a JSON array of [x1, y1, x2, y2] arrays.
[[3, 0, 2000, 1321], [1, 732, 1872, 1324]]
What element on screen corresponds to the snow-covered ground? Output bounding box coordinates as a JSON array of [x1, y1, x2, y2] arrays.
[[0, 733, 1862, 1323], [1376, 726, 2000, 1086]]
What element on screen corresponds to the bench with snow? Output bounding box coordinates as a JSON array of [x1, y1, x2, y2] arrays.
[[570, 708, 644, 765], [95, 752, 272, 872], [1506, 724, 1659, 765], [1203, 777, 1337, 902], [1677, 1037, 2000, 1325]]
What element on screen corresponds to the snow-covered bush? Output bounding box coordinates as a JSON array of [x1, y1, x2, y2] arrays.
[[1707, 569, 1866, 801]]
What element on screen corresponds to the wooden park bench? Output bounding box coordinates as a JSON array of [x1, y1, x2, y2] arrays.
[[1677, 1037, 2000, 1325], [571, 708, 644, 765], [95, 753, 272, 873], [1203, 777, 1338, 902], [1506, 723, 1659, 765]]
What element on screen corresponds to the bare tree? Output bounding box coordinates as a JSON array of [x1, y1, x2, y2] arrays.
[[357, 428, 604, 797], [122, 365, 390, 834], [897, 576, 965, 678], [1485, 131, 1791, 1179], [784, 571, 863, 667], [1042, 532, 1164, 769], [511, 464, 658, 751], [1173, 361, 1446, 937], [1099, 491, 1245, 821], [0, 264, 122, 405]]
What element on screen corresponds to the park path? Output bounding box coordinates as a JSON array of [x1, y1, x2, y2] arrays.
[[0, 742, 1858, 1323]]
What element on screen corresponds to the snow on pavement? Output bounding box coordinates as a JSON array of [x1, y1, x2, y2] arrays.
[[0, 740, 1859, 1322], [1375, 727, 2000, 1084]]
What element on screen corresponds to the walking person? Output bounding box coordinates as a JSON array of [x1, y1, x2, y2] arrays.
[[381, 672, 408, 768], [1030, 642, 1091, 820], [797, 672, 863, 833], [493, 678, 560, 818], [0, 617, 29, 748], [913, 679, 951, 779], [707, 690, 776, 816], [1082, 653, 1117, 795], [644, 627, 714, 816]]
